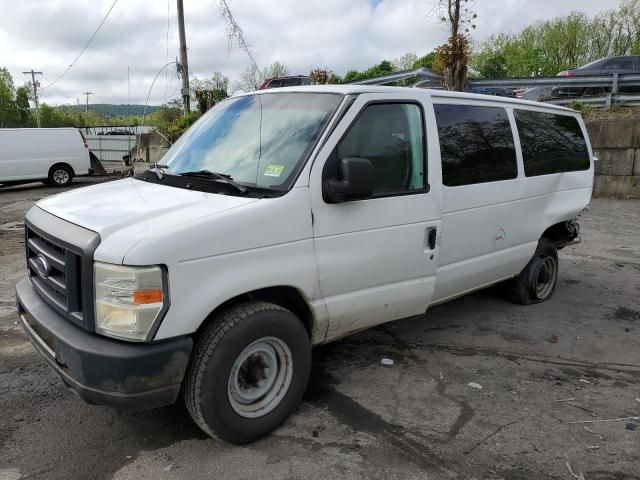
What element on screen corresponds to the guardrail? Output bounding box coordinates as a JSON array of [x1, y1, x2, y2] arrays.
[[545, 94, 640, 108], [352, 69, 640, 109]]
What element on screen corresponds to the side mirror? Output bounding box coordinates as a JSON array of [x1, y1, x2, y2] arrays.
[[323, 157, 374, 203]]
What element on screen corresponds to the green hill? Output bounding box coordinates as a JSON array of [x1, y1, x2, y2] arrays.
[[64, 104, 161, 117]]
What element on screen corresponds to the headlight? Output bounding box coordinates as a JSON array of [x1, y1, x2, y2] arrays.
[[94, 262, 168, 342]]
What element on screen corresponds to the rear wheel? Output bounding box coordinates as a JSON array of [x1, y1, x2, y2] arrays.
[[506, 238, 558, 305], [583, 87, 607, 97], [183, 301, 311, 444], [48, 164, 73, 187]]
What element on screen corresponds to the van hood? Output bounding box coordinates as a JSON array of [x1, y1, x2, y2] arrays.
[[36, 178, 259, 238]]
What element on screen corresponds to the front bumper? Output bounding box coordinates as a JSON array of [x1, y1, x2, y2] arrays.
[[15, 277, 193, 409]]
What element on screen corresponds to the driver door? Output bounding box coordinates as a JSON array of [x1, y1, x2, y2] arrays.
[[309, 93, 441, 342]]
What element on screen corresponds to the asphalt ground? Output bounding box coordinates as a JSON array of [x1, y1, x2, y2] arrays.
[[1, 178, 638, 480]]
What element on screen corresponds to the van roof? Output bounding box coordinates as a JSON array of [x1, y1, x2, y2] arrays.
[[247, 84, 576, 113]]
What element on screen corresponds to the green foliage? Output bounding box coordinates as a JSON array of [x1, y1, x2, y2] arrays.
[[413, 52, 436, 70], [148, 99, 201, 142], [393, 53, 419, 71], [339, 52, 438, 85], [0, 67, 16, 127], [565, 101, 590, 113], [342, 60, 395, 82], [192, 73, 229, 114], [15, 86, 31, 125], [0, 67, 34, 127], [471, 1, 640, 78], [327, 73, 342, 84]]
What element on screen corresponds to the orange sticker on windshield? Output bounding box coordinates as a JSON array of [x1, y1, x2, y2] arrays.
[[264, 165, 284, 177]]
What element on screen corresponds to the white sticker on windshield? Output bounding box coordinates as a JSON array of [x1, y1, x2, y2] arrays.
[[264, 164, 285, 177]]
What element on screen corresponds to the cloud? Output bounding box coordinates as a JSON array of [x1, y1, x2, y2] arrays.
[[0, 0, 622, 105]]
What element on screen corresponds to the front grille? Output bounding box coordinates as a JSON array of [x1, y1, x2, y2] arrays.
[[26, 225, 85, 327]]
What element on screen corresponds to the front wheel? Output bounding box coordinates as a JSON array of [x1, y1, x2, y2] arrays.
[[183, 301, 311, 444], [506, 238, 558, 305]]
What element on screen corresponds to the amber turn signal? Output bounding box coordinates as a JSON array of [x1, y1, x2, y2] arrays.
[[133, 289, 163, 304]]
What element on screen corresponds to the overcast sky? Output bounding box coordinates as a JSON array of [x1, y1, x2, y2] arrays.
[[0, 0, 622, 106]]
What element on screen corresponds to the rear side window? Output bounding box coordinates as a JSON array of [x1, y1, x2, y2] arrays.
[[434, 104, 517, 187], [608, 57, 634, 70], [265, 79, 282, 89], [281, 78, 301, 87], [514, 110, 590, 176]]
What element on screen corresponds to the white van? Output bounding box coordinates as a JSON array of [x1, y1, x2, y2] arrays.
[[0, 127, 91, 187], [16, 86, 593, 444]]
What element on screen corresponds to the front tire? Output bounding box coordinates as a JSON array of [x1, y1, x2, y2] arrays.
[[506, 238, 558, 305], [183, 301, 311, 444], [48, 164, 73, 187]]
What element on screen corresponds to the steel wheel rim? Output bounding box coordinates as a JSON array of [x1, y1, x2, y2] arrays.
[[535, 256, 557, 299], [53, 169, 69, 184], [227, 336, 293, 419]]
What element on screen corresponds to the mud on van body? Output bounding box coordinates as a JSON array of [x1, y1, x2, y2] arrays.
[[15, 86, 592, 444]]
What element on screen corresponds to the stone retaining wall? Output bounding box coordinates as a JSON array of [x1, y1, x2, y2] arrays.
[[586, 118, 640, 197]]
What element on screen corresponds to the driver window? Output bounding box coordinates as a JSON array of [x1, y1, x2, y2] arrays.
[[336, 103, 426, 195]]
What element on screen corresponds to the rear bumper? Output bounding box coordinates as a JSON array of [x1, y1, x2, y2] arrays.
[[15, 277, 193, 409]]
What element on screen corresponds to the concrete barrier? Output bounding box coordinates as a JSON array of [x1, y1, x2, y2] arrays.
[[586, 118, 640, 198]]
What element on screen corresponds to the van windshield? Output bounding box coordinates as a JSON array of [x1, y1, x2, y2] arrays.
[[162, 92, 342, 190]]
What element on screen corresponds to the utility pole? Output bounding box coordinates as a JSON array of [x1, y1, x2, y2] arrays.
[[22, 70, 42, 127], [83, 91, 94, 114], [176, 0, 190, 114]]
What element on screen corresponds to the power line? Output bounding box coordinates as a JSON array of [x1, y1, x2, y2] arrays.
[[42, 0, 119, 89]]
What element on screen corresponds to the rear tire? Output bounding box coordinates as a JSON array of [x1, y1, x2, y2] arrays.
[[183, 301, 311, 444], [583, 87, 607, 97], [48, 164, 73, 187], [506, 238, 558, 305]]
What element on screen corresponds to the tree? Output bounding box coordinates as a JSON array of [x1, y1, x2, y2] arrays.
[[0, 67, 17, 127], [263, 61, 289, 79], [233, 64, 263, 93], [232, 61, 290, 93], [413, 52, 436, 70], [471, 1, 640, 78], [15, 86, 32, 126], [342, 60, 396, 83], [309, 68, 330, 85], [393, 52, 419, 71], [191, 72, 229, 114], [436, 0, 476, 91]]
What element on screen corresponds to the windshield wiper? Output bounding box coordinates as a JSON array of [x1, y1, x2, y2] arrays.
[[148, 163, 170, 180], [179, 170, 249, 194]]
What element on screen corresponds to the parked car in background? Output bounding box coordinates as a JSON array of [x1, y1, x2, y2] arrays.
[[98, 129, 135, 136], [552, 55, 640, 98], [258, 75, 311, 89], [469, 87, 516, 98], [16, 86, 593, 445], [412, 78, 443, 90], [0, 128, 91, 188]]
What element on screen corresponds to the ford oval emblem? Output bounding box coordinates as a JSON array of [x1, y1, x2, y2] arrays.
[[34, 254, 52, 279]]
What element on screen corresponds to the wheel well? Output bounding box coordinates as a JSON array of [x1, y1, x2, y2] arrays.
[[541, 220, 579, 249], [198, 286, 314, 339], [49, 163, 75, 177]]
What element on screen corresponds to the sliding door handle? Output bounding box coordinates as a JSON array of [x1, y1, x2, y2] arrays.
[[426, 227, 437, 250]]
